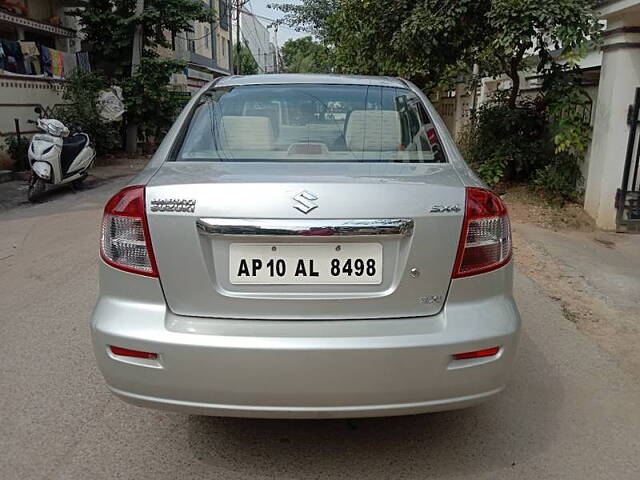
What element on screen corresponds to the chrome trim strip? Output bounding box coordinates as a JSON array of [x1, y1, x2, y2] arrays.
[[196, 218, 414, 237]]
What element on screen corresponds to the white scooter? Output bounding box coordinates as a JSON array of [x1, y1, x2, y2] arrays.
[[27, 107, 96, 202]]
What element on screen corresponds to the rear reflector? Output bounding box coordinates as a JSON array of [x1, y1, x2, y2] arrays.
[[100, 185, 158, 277], [109, 346, 158, 360], [453, 346, 500, 360], [452, 187, 512, 278]]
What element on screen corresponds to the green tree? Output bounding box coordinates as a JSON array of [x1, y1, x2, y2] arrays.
[[273, 0, 602, 96], [280, 36, 331, 73], [273, 1, 490, 88], [481, 0, 601, 107], [121, 57, 185, 140], [58, 70, 121, 155], [269, 0, 337, 41], [233, 41, 259, 75], [70, 0, 215, 141]]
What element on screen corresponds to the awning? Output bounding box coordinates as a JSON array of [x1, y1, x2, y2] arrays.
[[0, 12, 76, 38]]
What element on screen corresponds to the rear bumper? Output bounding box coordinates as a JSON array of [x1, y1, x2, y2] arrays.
[[107, 385, 505, 419], [91, 262, 520, 419]]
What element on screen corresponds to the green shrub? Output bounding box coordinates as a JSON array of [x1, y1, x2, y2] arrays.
[[533, 152, 584, 204], [121, 56, 185, 142], [4, 135, 29, 172], [460, 92, 553, 186], [57, 70, 121, 155], [459, 81, 590, 203], [543, 64, 593, 157]]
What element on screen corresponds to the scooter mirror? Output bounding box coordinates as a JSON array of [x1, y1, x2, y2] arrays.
[[34, 106, 42, 115]]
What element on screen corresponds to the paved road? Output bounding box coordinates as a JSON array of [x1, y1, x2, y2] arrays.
[[1, 172, 639, 480]]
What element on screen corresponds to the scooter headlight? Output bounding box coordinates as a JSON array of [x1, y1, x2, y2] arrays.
[[46, 122, 64, 137], [32, 162, 51, 180]]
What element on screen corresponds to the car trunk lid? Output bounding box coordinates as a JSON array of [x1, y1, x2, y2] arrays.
[[145, 162, 465, 319]]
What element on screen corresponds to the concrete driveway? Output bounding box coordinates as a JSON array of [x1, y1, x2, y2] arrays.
[[1, 170, 639, 479]]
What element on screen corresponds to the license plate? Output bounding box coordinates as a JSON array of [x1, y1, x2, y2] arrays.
[[229, 243, 382, 285]]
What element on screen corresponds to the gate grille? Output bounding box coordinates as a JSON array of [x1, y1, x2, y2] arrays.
[[616, 87, 640, 232]]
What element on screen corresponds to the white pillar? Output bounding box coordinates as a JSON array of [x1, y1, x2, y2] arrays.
[[453, 82, 468, 141], [584, 11, 640, 230]]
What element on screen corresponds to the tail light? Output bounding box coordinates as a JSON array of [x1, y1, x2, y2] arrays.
[[452, 187, 512, 278], [100, 185, 158, 277]]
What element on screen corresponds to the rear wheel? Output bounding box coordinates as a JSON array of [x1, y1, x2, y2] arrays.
[[27, 176, 46, 203]]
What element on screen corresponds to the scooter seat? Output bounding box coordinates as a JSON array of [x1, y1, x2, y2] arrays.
[[61, 134, 88, 175]]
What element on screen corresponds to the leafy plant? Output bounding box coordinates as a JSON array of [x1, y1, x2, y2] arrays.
[[69, 0, 215, 146], [476, 157, 508, 187], [57, 70, 121, 155], [542, 63, 593, 155], [4, 135, 29, 172], [482, 0, 602, 107], [233, 41, 259, 75], [121, 55, 185, 140], [533, 152, 584, 204], [461, 69, 592, 202], [273, 0, 489, 89], [461, 92, 552, 186], [527, 63, 593, 202], [280, 36, 332, 73], [269, 0, 338, 40], [272, 0, 602, 96]]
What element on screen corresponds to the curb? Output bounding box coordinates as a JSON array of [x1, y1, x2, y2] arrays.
[[0, 170, 29, 184]]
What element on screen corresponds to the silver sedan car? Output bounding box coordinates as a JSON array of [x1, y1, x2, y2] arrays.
[[92, 74, 520, 418]]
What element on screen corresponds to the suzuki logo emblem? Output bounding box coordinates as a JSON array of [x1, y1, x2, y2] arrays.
[[293, 190, 318, 214]]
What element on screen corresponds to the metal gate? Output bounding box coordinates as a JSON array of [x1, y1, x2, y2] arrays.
[[616, 87, 640, 232]]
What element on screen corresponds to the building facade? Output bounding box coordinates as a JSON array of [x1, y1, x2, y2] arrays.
[[164, 0, 233, 94], [0, 0, 86, 168]]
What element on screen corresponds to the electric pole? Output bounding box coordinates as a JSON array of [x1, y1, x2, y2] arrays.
[[273, 24, 279, 74], [126, 0, 144, 154], [236, 0, 241, 75]]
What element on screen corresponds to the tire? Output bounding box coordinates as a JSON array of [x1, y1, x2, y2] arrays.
[[27, 177, 46, 203], [72, 175, 87, 189]]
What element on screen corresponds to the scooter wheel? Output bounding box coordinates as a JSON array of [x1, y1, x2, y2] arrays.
[[72, 175, 87, 189], [27, 177, 46, 203]]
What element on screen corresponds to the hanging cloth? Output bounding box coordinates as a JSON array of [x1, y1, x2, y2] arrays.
[[19, 41, 39, 75], [1, 39, 24, 74], [39, 45, 53, 76], [61, 51, 77, 76], [50, 49, 64, 77], [0, 41, 5, 70], [76, 51, 91, 72], [27, 55, 41, 74], [19, 41, 39, 56]]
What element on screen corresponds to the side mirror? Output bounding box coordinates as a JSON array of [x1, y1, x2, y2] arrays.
[[34, 106, 42, 116]]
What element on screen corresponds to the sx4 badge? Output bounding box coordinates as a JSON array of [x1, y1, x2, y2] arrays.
[[150, 198, 196, 213], [420, 295, 443, 304], [430, 204, 461, 213]]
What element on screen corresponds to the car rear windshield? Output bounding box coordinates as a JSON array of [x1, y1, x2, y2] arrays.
[[175, 84, 447, 163]]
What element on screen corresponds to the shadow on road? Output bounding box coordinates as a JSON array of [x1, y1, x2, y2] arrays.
[[0, 163, 146, 215], [16, 175, 128, 205], [184, 331, 560, 478]]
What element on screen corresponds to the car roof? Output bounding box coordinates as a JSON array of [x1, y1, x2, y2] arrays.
[[214, 74, 409, 89]]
